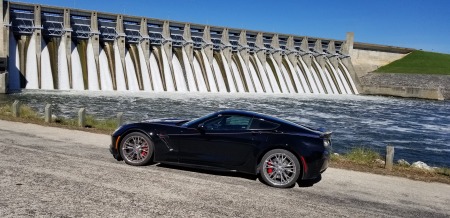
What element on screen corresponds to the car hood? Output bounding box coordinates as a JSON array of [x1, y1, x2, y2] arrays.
[[143, 118, 189, 126]]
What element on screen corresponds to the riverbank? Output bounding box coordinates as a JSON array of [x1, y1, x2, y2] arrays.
[[1, 102, 449, 185], [330, 151, 450, 185]]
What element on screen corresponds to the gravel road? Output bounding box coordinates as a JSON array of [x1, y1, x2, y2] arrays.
[[1, 120, 449, 217]]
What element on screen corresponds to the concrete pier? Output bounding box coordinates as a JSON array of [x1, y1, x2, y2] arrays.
[[0, 1, 7, 93], [63, 8, 72, 89], [34, 5, 42, 89]]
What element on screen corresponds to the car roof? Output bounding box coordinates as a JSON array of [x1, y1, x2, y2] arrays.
[[217, 109, 307, 128], [217, 109, 322, 133], [217, 110, 273, 119]]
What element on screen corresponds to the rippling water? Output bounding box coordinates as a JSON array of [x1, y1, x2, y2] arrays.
[[1, 90, 449, 167]]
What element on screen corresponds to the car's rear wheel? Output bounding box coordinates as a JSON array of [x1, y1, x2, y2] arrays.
[[119, 132, 154, 166], [259, 149, 301, 188]]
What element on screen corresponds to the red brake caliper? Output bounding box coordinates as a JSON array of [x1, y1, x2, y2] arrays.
[[267, 161, 273, 174], [141, 145, 148, 157]]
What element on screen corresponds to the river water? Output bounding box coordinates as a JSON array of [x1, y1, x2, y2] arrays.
[[1, 90, 449, 168]]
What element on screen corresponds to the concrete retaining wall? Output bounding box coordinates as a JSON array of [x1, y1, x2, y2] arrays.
[[351, 49, 408, 77], [360, 73, 450, 100], [361, 85, 444, 100], [350, 42, 414, 78]]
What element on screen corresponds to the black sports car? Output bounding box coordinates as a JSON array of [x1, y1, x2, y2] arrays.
[[110, 110, 332, 188]]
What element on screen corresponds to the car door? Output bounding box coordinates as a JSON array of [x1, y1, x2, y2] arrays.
[[178, 115, 255, 168]]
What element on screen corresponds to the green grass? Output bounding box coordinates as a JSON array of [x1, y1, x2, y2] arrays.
[[1, 102, 118, 131], [19, 105, 41, 119], [0, 103, 41, 119], [342, 147, 381, 164], [55, 115, 118, 131], [375, 50, 450, 75], [436, 167, 450, 177], [85, 115, 118, 131], [0, 104, 10, 115]]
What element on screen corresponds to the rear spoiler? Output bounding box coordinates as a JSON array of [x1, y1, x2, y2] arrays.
[[320, 131, 333, 138]]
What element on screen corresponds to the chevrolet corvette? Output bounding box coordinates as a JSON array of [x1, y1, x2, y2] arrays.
[[110, 110, 332, 188]]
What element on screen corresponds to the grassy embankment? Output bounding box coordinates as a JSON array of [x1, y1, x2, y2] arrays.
[[375, 50, 450, 75], [1, 102, 449, 184], [0, 103, 117, 134], [330, 147, 450, 184]]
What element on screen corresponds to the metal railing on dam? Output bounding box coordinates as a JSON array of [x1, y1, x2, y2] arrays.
[[0, 0, 359, 94]]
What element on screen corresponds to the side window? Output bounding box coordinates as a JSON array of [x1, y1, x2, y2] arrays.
[[225, 116, 251, 127], [250, 118, 279, 130], [203, 115, 252, 131], [203, 116, 226, 130]]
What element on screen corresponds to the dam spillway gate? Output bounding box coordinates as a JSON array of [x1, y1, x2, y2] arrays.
[[1, 1, 359, 94]]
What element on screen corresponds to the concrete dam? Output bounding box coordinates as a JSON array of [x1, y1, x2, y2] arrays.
[[0, 1, 359, 94]]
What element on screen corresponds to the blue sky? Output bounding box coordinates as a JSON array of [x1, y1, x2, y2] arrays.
[[11, 0, 450, 54]]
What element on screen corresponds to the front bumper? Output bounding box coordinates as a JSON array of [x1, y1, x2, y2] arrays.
[[109, 143, 122, 161]]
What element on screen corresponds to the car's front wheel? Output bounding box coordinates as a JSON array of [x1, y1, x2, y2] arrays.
[[119, 132, 154, 166], [259, 149, 301, 188]]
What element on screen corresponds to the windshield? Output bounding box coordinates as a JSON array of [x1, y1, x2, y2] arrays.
[[181, 112, 218, 127]]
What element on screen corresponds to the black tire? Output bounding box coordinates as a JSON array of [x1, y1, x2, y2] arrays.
[[119, 132, 154, 166], [259, 149, 301, 188]]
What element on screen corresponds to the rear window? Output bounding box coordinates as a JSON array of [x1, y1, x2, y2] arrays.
[[249, 118, 279, 130]]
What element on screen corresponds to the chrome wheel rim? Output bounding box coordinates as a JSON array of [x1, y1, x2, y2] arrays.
[[122, 136, 150, 164], [263, 153, 296, 186]]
